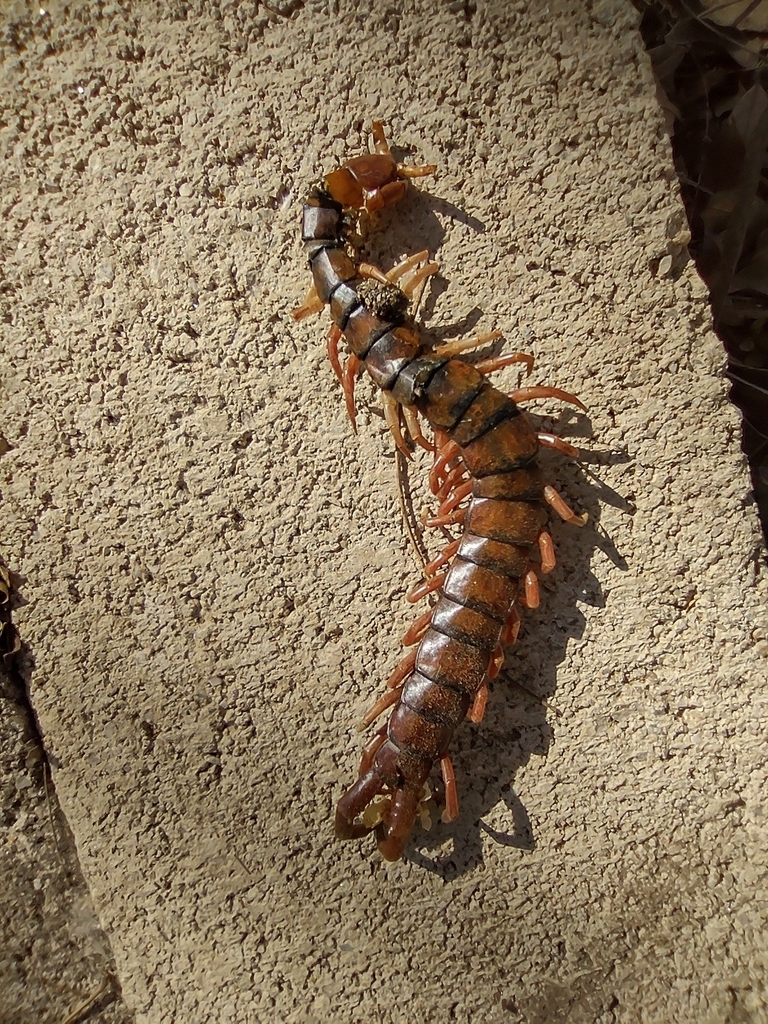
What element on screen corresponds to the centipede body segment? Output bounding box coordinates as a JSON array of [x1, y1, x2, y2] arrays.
[[294, 123, 587, 861]]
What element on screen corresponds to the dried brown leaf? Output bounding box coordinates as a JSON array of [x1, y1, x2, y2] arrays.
[[731, 81, 768, 143], [700, 0, 768, 33], [731, 247, 768, 292], [0, 565, 12, 606], [711, 86, 768, 315]]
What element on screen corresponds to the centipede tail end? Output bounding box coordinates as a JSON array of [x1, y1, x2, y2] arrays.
[[376, 787, 421, 862], [335, 771, 382, 840]]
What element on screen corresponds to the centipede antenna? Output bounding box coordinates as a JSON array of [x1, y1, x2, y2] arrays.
[[395, 448, 430, 570]]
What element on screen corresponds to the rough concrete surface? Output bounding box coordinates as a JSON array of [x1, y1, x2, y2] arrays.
[[2, 1, 767, 1021]]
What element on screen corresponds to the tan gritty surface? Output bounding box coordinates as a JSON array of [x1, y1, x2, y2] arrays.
[[2, 1, 767, 1021]]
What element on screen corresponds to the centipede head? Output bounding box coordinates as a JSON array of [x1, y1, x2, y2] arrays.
[[325, 151, 404, 214]]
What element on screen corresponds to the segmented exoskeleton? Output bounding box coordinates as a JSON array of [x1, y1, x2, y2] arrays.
[[293, 124, 587, 861]]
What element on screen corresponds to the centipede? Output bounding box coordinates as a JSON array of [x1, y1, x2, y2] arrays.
[[293, 123, 587, 861]]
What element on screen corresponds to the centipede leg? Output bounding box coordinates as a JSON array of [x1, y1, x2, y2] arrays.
[[386, 647, 418, 688], [503, 606, 522, 646], [424, 538, 460, 575], [292, 284, 325, 321], [474, 351, 535, 376], [433, 427, 450, 451], [434, 330, 503, 360], [370, 121, 437, 180], [402, 404, 433, 451], [382, 391, 412, 460], [342, 354, 361, 432], [440, 755, 460, 823], [426, 505, 468, 528], [538, 433, 580, 459], [407, 571, 447, 603], [437, 462, 468, 500], [487, 643, 505, 679], [358, 724, 388, 777], [510, 386, 586, 411], [519, 569, 540, 609], [371, 120, 392, 155], [467, 682, 489, 724], [538, 529, 556, 573], [327, 324, 343, 383], [429, 438, 461, 494], [403, 607, 433, 646], [360, 685, 403, 729], [357, 262, 390, 285], [543, 484, 588, 526], [384, 249, 431, 283], [398, 260, 439, 300], [436, 479, 473, 518], [358, 252, 438, 307], [397, 162, 437, 179]]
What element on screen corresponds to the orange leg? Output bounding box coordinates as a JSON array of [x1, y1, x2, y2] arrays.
[[357, 262, 390, 285], [371, 121, 437, 178], [292, 284, 325, 321], [434, 330, 503, 360], [503, 606, 522, 646], [361, 251, 438, 300], [538, 433, 580, 459], [437, 462, 467, 500], [397, 162, 437, 179], [425, 538, 461, 575], [538, 530, 556, 574], [371, 120, 392, 155], [543, 484, 588, 526], [510, 386, 585, 411], [403, 607, 433, 646], [382, 391, 411, 460], [437, 479, 473, 517], [402, 405, 433, 451], [398, 261, 439, 300], [429, 438, 461, 493], [407, 571, 447, 604], [386, 647, 418, 689], [426, 506, 468, 528], [467, 682, 489, 724], [343, 354, 361, 432], [520, 569, 540, 609], [361, 685, 403, 729], [474, 351, 535, 376], [384, 250, 430, 282], [440, 755, 460, 823], [327, 324, 343, 383], [487, 643, 505, 679], [392, 252, 437, 309]]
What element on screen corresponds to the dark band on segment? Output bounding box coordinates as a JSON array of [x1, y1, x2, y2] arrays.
[[365, 330, 421, 390], [449, 386, 519, 448], [457, 533, 530, 580], [429, 595, 503, 650], [441, 557, 518, 620]]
